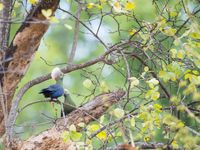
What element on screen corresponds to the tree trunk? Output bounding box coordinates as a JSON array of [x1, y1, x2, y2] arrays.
[[0, 0, 60, 137]]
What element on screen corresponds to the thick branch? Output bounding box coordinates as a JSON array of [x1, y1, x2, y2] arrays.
[[6, 40, 129, 143], [9, 90, 125, 150]]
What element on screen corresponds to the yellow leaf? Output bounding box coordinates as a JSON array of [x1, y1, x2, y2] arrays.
[[113, 1, 122, 12], [151, 92, 160, 100], [161, 27, 177, 36], [41, 9, 52, 19], [97, 131, 107, 141], [170, 11, 177, 17], [144, 66, 149, 72], [0, 3, 4, 11], [61, 131, 70, 143], [125, 1, 136, 11], [87, 124, 100, 132], [50, 16, 59, 23], [87, 3, 95, 9], [177, 50, 185, 59], [153, 104, 162, 112], [189, 32, 200, 39], [129, 29, 136, 35], [144, 136, 150, 142], [28, 0, 39, 5]]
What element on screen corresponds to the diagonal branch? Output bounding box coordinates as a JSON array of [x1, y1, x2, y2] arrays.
[[9, 89, 125, 150]]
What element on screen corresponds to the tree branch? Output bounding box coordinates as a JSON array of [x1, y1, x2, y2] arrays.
[[68, 3, 82, 64], [8, 89, 125, 150]]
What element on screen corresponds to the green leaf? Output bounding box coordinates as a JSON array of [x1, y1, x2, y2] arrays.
[[70, 131, 82, 141], [61, 131, 70, 143], [113, 108, 125, 118], [83, 79, 93, 89]]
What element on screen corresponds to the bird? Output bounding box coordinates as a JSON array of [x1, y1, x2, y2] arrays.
[[39, 67, 76, 117], [39, 67, 64, 101], [39, 84, 64, 101]]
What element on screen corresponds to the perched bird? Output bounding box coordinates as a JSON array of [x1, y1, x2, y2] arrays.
[[39, 84, 64, 101], [40, 67, 76, 117], [39, 67, 64, 101]]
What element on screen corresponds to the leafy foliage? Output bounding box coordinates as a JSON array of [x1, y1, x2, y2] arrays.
[[7, 0, 200, 149]]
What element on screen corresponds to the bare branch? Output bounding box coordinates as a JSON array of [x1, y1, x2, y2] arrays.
[[68, 3, 82, 64]]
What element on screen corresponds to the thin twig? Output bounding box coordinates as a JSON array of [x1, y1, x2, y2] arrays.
[[68, 3, 82, 64]]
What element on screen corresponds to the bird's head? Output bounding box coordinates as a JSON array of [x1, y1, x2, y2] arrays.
[[51, 67, 64, 81]]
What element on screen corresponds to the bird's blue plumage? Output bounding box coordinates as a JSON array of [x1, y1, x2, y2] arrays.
[[39, 84, 64, 99]]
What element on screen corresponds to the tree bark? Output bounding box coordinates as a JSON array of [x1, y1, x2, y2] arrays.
[[0, 0, 60, 137], [5, 90, 125, 150], [0, 0, 12, 51]]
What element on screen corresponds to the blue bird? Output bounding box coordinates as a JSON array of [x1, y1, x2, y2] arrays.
[[39, 84, 64, 100]]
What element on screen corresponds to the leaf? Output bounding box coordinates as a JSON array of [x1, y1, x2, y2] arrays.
[[61, 131, 70, 143], [83, 79, 92, 89], [177, 50, 185, 59], [50, 16, 59, 23], [170, 11, 177, 17], [28, 0, 38, 5], [69, 124, 76, 131], [0, 3, 4, 11], [70, 131, 82, 141], [148, 78, 159, 85], [151, 92, 160, 100], [97, 131, 107, 141], [129, 77, 139, 88], [113, 1, 122, 13], [113, 108, 124, 118], [153, 104, 162, 112], [87, 3, 95, 9], [129, 29, 136, 35], [144, 66, 149, 72], [169, 49, 177, 58], [41, 9, 52, 19], [100, 81, 109, 92], [189, 32, 200, 39], [125, 1, 136, 11], [64, 24, 73, 30], [77, 122, 85, 128], [100, 115, 104, 124], [87, 124, 100, 132], [161, 27, 177, 36]]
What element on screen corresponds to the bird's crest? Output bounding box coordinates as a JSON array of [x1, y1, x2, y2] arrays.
[[51, 67, 64, 80]]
